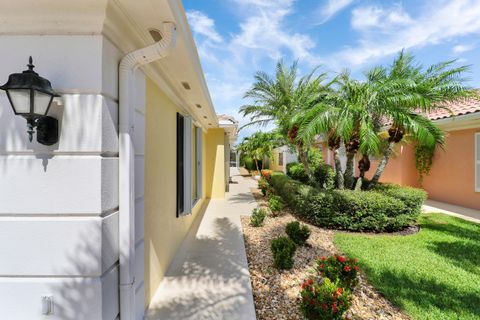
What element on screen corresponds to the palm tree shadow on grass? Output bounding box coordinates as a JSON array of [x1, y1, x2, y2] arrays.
[[372, 269, 480, 318]]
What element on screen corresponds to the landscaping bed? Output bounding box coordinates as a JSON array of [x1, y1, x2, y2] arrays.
[[242, 187, 410, 320]]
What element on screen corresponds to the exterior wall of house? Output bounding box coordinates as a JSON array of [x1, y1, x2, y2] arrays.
[[421, 128, 480, 209], [144, 78, 209, 306], [366, 128, 480, 210], [205, 128, 226, 198], [270, 151, 284, 172], [0, 35, 121, 320], [365, 144, 420, 187]]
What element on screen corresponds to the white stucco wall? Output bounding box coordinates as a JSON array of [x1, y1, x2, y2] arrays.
[[0, 35, 121, 320]]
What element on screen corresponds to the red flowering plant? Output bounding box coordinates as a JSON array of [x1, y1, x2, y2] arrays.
[[258, 177, 270, 196], [260, 169, 273, 181], [316, 255, 360, 290], [299, 276, 351, 320]]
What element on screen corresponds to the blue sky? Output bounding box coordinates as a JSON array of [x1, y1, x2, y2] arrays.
[[183, 0, 480, 141]]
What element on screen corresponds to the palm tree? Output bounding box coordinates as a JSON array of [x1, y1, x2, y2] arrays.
[[237, 131, 283, 172], [368, 51, 474, 186], [240, 60, 332, 182]]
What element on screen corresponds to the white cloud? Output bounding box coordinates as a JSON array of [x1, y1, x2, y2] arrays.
[[351, 5, 412, 31], [229, 0, 316, 61], [186, 10, 223, 43], [452, 43, 475, 54], [329, 0, 480, 67], [316, 0, 355, 24]]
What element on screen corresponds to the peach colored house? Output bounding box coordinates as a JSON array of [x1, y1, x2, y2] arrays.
[[321, 97, 480, 210]]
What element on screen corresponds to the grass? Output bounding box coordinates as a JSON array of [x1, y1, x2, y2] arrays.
[[334, 213, 480, 320]]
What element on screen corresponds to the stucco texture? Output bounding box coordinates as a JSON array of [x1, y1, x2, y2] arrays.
[[144, 78, 210, 306]]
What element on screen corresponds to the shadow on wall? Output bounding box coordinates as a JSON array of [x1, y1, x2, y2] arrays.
[[47, 218, 119, 320], [145, 213, 253, 320]]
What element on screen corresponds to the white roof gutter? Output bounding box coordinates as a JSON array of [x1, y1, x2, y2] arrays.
[[119, 21, 176, 320]]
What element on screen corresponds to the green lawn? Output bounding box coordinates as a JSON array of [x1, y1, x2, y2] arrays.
[[334, 213, 480, 320]]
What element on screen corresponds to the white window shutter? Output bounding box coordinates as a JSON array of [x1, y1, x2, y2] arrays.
[[196, 127, 203, 199], [475, 133, 480, 192], [183, 116, 193, 214]]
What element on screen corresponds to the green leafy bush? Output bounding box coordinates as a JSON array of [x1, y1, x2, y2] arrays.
[[271, 236, 296, 269], [299, 277, 351, 320], [372, 183, 427, 216], [270, 173, 424, 232], [268, 195, 284, 212], [285, 221, 311, 246], [258, 177, 269, 196], [286, 162, 309, 183], [314, 163, 336, 190], [316, 255, 360, 290], [250, 208, 267, 227]]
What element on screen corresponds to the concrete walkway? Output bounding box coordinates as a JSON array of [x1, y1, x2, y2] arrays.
[[423, 199, 480, 223], [145, 167, 257, 320]]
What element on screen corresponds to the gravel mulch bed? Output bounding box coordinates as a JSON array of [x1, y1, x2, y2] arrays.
[[241, 187, 410, 320]]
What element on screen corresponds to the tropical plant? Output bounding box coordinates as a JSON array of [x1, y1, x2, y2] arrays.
[[240, 60, 335, 182], [285, 221, 311, 246], [237, 131, 282, 171], [295, 51, 474, 189]]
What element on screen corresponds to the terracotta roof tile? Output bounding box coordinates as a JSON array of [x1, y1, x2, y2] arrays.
[[425, 95, 480, 121]]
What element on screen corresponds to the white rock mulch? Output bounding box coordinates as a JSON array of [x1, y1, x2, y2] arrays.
[[241, 188, 410, 320]]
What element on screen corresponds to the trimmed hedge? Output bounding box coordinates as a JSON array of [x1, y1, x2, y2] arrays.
[[286, 161, 336, 190], [270, 172, 426, 232]]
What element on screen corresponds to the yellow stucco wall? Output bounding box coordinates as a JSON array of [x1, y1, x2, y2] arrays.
[[144, 78, 209, 306], [205, 128, 226, 198], [270, 150, 284, 172]]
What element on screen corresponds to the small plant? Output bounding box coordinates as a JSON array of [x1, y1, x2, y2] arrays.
[[285, 221, 311, 246], [258, 177, 269, 196], [316, 255, 360, 289], [299, 277, 351, 320], [261, 169, 273, 181], [268, 195, 284, 213], [250, 208, 267, 227], [271, 236, 296, 269]]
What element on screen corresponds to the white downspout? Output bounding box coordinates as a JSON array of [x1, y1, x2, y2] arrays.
[[119, 22, 176, 320]]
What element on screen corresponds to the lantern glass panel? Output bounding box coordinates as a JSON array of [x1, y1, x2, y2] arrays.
[[34, 90, 52, 115], [8, 89, 30, 114]]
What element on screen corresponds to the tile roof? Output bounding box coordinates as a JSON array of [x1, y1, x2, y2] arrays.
[[425, 95, 480, 121]]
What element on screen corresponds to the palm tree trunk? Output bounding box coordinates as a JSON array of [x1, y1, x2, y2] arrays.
[[344, 152, 356, 189], [254, 159, 260, 173], [333, 149, 344, 189], [354, 170, 365, 191], [369, 142, 395, 187]]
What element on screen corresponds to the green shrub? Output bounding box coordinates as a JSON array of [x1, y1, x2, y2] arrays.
[[285, 221, 311, 246], [270, 173, 424, 232], [270, 172, 304, 207], [316, 254, 360, 290], [314, 163, 336, 190], [286, 162, 309, 183], [372, 183, 427, 216], [268, 195, 284, 212], [258, 177, 269, 196], [271, 236, 296, 269], [299, 277, 351, 320], [250, 208, 267, 227]]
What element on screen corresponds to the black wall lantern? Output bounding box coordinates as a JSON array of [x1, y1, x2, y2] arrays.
[[0, 57, 60, 145]]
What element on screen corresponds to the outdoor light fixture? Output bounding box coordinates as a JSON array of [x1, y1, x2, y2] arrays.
[[0, 56, 60, 145]]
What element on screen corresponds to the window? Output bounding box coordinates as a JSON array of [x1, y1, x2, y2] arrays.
[[192, 126, 203, 204], [177, 113, 203, 216], [476, 133, 480, 192], [278, 152, 284, 166]]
